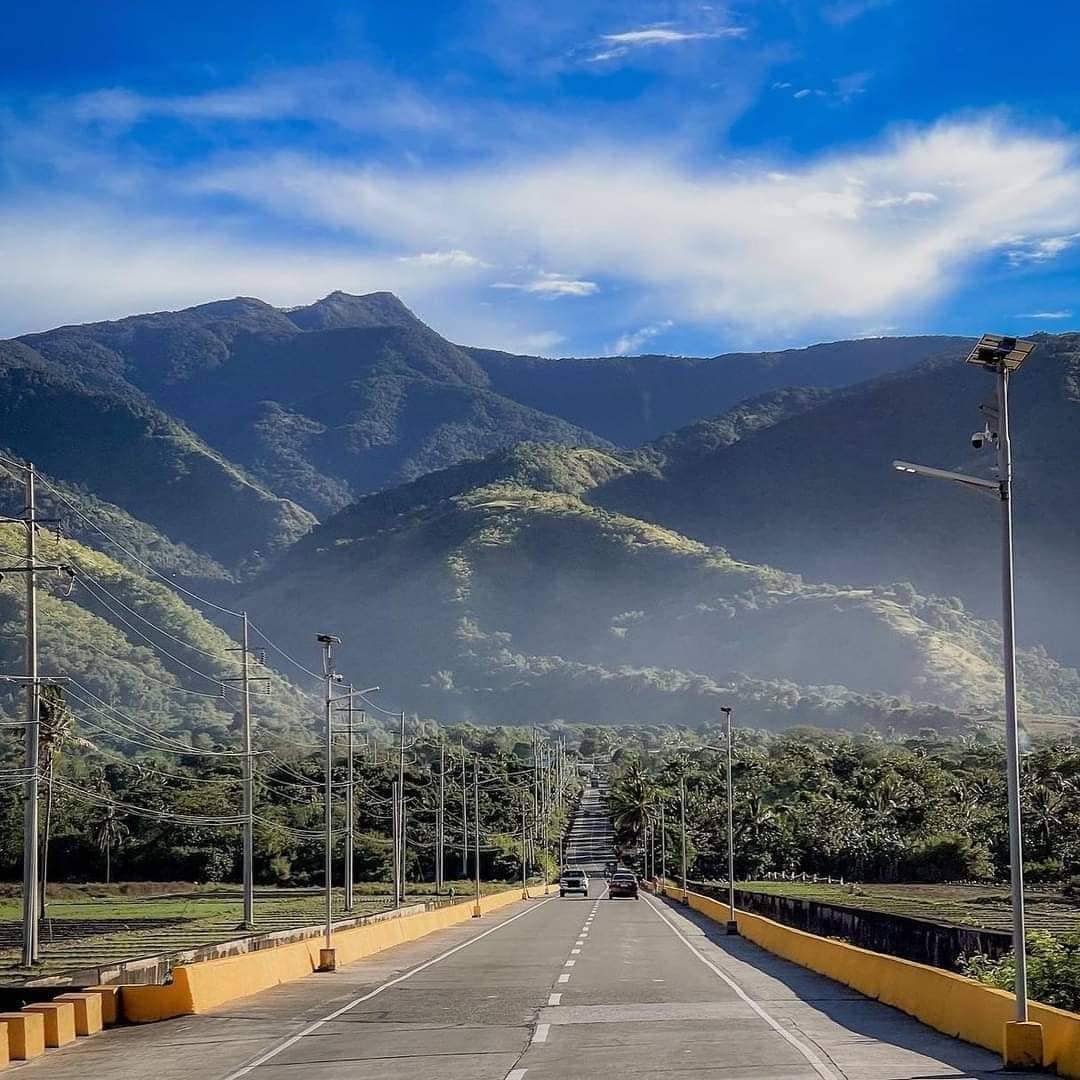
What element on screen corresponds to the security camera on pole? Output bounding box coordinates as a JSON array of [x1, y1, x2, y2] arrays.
[[893, 333, 1043, 1068]]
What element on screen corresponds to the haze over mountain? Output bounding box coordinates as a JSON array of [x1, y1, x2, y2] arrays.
[[4, 291, 1078, 736], [239, 444, 1080, 735]]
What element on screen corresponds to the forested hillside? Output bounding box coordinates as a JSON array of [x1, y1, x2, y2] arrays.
[[240, 444, 1080, 735], [592, 333, 1080, 668]]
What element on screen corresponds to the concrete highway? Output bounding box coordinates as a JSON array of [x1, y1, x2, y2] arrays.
[[17, 879, 1027, 1080]]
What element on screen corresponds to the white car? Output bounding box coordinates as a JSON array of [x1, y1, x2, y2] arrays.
[[559, 869, 589, 897]]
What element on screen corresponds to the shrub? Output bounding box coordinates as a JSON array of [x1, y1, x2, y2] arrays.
[[901, 833, 993, 883], [962, 932, 1080, 1013]]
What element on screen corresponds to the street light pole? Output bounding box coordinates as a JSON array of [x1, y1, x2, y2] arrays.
[[437, 741, 446, 893], [996, 365, 1029, 1023], [461, 741, 468, 879], [721, 706, 739, 935], [892, 333, 1037, 1033], [396, 711, 406, 907], [660, 802, 666, 882]]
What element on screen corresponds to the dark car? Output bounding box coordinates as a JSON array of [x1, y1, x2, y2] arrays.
[[609, 871, 638, 899]]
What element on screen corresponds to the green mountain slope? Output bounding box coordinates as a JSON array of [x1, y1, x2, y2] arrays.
[[592, 333, 1080, 669], [0, 342, 314, 572], [20, 295, 608, 517], [467, 336, 967, 445], [240, 445, 1080, 734], [17, 292, 964, 523], [0, 524, 308, 746]]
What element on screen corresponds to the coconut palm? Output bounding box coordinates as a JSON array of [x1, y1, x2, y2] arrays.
[[92, 802, 130, 885]]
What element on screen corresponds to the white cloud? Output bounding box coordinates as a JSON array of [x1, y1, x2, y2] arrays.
[[1006, 233, 1080, 265], [491, 272, 600, 298], [70, 70, 450, 135], [612, 320, 674, 355], [191, 118, 1080, 331], [1015, 310, 1073, 319], [398, 249, 489, 268], [870, 191, 939, 208], [587, 23, 745, 61], [793, 89, 814, 100]]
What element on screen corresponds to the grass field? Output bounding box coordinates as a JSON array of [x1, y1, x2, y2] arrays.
[[0, 879, 520, 984], [740, 880, 1080, 935]]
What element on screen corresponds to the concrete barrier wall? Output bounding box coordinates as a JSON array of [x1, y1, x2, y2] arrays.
[[662, 885, 1080, 1080], [122, 887, 531, 1023]]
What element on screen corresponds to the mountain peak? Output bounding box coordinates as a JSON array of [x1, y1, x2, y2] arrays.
[[283, 290, 421, 332]]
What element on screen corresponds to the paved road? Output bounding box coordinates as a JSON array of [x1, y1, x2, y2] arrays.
[[19, 880, 1027, 1080]]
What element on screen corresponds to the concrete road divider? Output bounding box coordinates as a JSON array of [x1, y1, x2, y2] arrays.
[[83, 985, 121, 1026], [0, 1011, 45, 1060], [662, 884, 1080, 1079], [122, 887, 534, 1023], [21, 1000, 77, 1047], [54, 992, 103, 1036]]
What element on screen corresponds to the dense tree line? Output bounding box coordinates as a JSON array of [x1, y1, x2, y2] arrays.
[[0, 720, 575, 888], [607, 726, 1079, 884]]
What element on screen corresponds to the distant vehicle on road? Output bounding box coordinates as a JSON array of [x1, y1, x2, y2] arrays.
[[560, 868, 589, 897], [603, 860, 618, 879], [609, 871, 639, 899]]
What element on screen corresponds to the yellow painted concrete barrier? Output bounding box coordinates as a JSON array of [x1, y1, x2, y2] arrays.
[[0, 1011, 45, 1060], [662, 884, 1080, 1079], [122, 887, 532, 1024]]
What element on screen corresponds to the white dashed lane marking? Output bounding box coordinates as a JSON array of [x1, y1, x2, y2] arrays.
[[557, 974, 570, 983], [548, 993, 562, 1006], [533, 1024, 550, 1044]]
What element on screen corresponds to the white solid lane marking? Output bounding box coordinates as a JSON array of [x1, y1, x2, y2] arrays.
[[558, 973, 570, 983], [548, 993, 562, 1006], [533, 1023, 550, 1043], [507, 1070, 528, 1080], [642, 895, 840, 1080], [223, 898, 555, 1079], [564, 959, 576, 967]]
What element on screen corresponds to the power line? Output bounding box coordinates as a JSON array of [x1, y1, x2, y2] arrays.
[[0, 454, 245, 618], [69, 564, 232, 662]]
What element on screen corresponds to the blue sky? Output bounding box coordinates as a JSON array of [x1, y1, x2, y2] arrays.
[[2, 0, 1079, 355]]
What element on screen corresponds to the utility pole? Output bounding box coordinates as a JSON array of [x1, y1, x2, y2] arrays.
[[391, 781, 400, 906], [660, 802, 667, 882], [460, 741, 468, 879], [401, 796, 408, 896], [472, 761, 481, 917], [22, 464, 39, 968], [396, 711, 406, 907], [721, 706, 738, 935], [344, 688, 355, 913], [521, 798, 529, 900], [680, 774, 688, 904], [240, 613, 254, 929], [317, 634, 340, 971]]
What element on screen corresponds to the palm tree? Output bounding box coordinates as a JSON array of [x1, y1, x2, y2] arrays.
[[609, 765, 660, 856], [92, 803, 129, 885]]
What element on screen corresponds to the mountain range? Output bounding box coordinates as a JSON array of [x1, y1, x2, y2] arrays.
[[2, 291, 1077, 739]]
